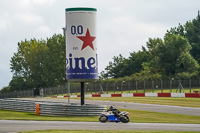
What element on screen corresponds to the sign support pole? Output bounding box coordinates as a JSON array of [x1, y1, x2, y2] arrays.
[[68, 81, 70, 104], [81, 82, 85, 105]]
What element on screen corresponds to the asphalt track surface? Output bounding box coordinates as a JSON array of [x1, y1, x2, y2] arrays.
[[2, 98, 198, 132], [23, 98, 200, 116], [1, 120, 200, 132]]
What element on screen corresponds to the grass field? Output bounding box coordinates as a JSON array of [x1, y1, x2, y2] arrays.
[[69, 97, 200, 108], [1, 108, 200, 124], [19, 130, 200, 133], [0, 110, 97, 122]]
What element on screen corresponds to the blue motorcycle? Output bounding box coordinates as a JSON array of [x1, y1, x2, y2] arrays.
[[99, 106, 130, 123]]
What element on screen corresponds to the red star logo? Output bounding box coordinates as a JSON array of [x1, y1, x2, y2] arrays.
[[77, 28, 96, 50]]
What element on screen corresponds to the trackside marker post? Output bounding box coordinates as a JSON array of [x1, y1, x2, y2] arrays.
[[36, 103, 40, 115], [65, 8, 98, 105]]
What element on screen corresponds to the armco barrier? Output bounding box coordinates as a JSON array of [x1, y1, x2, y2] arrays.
[[0, 99, 106, 116], [37, 103, 106, 116], [0, 99, 35, 112]]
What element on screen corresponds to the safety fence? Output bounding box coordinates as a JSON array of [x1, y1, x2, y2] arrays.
[[0, 99, 106, 116], [0, 79, 200, 99], [0, 99, 35, 112]]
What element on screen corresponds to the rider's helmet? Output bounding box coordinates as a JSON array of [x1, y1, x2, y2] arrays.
[[109, 106, 116, 110]]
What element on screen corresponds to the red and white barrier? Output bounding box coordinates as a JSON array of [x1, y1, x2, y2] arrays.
[[52, 93, 200, 98]]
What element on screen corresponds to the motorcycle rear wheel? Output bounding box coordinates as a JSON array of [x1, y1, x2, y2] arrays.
[[99, 115, 108, 123], [120, 115, 130, 123]]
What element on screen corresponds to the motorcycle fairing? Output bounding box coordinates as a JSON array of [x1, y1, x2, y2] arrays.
[[107, 115, 120, 122]]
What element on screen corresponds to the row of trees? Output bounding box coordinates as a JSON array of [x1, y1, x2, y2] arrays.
[[1, 34, 66, 93], [100, 13, 200, 80], [1, 12, 200, 93]]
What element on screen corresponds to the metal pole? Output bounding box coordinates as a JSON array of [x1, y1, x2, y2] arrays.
[[68, 82, 70, 104], [189, 79, 191, 93], [170, 79, 172, 93], [114, 83, 115, 94], [136, 80, 138, 93], [81, 82, 85, 105], [94, 83, 96, 94], [152, 79, 154, 93], [76, 84, 77, 95], [161, 79, 163, 93], [144, 80, 146, 93], [121, 81, 123, 94], [106, 82, 108, 94], [199, 79, 200, 88], [179, 78, 181, 93]]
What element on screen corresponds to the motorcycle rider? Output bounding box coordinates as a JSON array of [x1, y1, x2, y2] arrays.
[[107, 106, 120, 117]]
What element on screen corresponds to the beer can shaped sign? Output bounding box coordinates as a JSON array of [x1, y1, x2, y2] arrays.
[[65, 8, 98, 82]]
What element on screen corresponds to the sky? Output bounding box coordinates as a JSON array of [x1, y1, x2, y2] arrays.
[[0, 0, 200, 89]]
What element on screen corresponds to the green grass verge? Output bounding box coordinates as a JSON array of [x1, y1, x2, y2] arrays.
[[19, 130, 200, 133], [0, 110, 97, 122], [1, 109, 200, 124], [70, 97, 200, 108]]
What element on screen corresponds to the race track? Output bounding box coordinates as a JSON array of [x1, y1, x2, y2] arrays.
[[1, 98, 200, 132], [23, 98, 200, 116], [1, 120, 200, 132]]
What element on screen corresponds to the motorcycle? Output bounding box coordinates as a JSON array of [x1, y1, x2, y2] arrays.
[[99, 106, 130, 123]]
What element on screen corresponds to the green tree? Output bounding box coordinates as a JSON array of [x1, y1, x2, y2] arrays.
[[9, 34, 66, 91], [10, 39, 47, 90], [166, 12, 200, 63], [131, 62, 162, 80], [158, 33, 199, 76], [100, 50, 150, 79], [0, 86, 11, 93], [43, 34, 66, 87], [185, 14, 200, 63], [9, 76, 29, 91], [101, 54, 126, 78], [127, 50, 150, 75], [131, 34, 199, 79]]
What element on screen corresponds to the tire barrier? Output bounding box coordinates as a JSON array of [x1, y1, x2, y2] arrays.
[[0, 99, 106, 116]]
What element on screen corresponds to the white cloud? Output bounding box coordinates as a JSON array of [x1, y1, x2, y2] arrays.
[[0, 19, 7, 31], [32, 0, 55, 5], [35, 25, 53, 37], [19, 0, 55, 8], [14, 12, 43, 24], [19, 0, 31, 8], [0, 12, 11, 32]]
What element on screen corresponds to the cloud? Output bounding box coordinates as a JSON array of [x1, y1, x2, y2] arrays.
[[0, 40, 15, 89], [14, 12, 43, 24], [19, 0, 55, 8], [35, 25, 53, 36], [32, 0, 55, 5], [0, 12, 11, 32], [0, 19, 7, 31]]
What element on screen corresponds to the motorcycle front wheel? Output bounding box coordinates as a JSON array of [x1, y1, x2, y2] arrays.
[[120, 115, 130, 123], [99, 115, 108, 123]]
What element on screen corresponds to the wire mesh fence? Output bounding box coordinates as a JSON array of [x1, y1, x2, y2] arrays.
[[0, 79, 200, 99]]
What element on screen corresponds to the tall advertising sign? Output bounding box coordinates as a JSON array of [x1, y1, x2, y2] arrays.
[[65, 8, 98, 82]]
